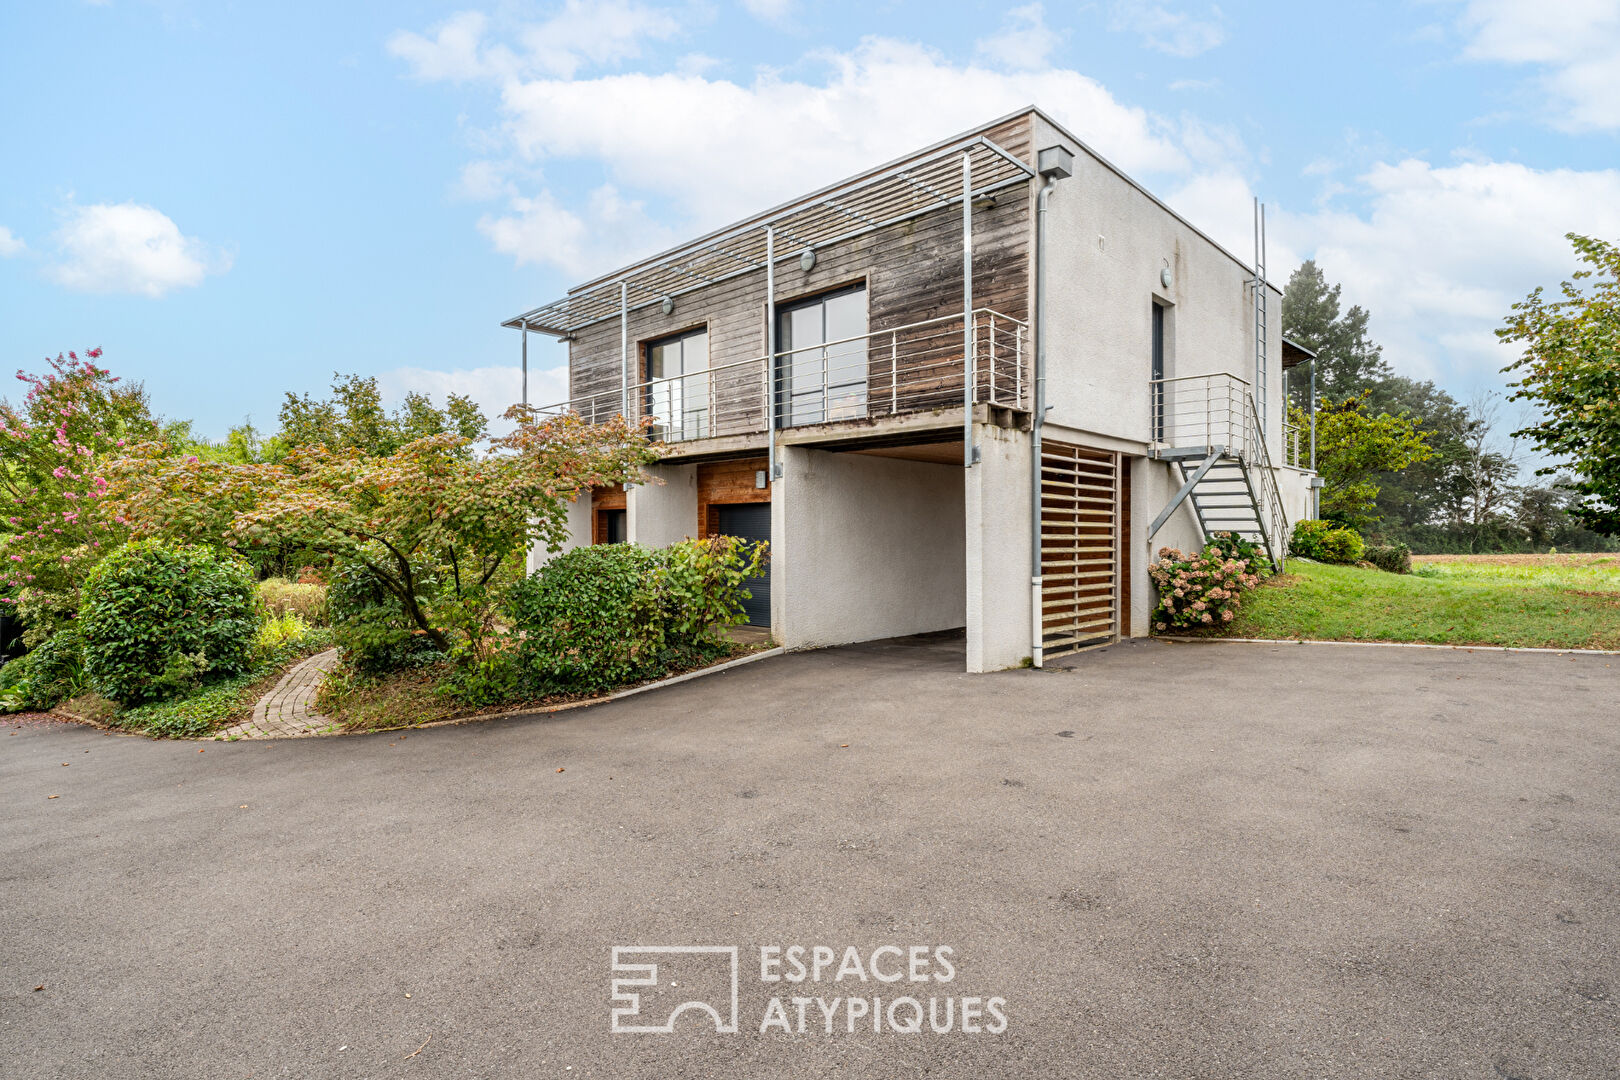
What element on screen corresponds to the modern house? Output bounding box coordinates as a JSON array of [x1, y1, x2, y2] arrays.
[[507, 106, 1318, 672]]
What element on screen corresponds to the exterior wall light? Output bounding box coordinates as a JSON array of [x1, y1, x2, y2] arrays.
[[660, 296, 675, 316], [799, 249, 816, 273], [1160, 267, 1173, 289]]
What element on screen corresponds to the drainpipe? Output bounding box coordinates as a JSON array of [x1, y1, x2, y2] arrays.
[[1030, 145, 1073, 670]]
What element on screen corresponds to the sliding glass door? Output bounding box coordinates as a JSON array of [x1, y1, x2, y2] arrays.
[[645, 328, 709, 441], [776, 285, 867, 428]]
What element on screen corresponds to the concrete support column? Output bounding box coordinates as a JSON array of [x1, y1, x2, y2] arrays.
[[965, 423, 1033, 672], [526, 493, 592, 575], [628, 463, 698, 547]]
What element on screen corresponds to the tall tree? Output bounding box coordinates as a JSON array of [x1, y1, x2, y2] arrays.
[[1297, 392, 1433, 530], [1499, 233, 1620, 535], [278, 373, 486, 457], [1282, 260, 1393, 397]]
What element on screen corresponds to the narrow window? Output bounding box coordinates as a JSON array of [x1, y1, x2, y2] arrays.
[[1151, 301, 1166, 442]]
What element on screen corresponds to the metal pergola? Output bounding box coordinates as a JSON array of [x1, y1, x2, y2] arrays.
[[502, 131, 1036, 471], [502, 134, 1034, 340]]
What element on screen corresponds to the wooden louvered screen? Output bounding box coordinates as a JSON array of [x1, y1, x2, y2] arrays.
[[1040, 442, 1120, 657]]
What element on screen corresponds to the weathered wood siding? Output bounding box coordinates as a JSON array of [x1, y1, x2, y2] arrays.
[[565, 114, 1033, 427], [696, 458, 771, 538]]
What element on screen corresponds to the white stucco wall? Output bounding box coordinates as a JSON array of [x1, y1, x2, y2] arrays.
[[1029, 114, 1287, 466], [628, 463, 698, 547], [1274, 467, 1316, 532], [966, 423, 1033, 671], [525, 491, 593, 575], [773, 446, 965, 650]]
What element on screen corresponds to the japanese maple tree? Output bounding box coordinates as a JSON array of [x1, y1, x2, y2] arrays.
[[109, 409, 658, 655]]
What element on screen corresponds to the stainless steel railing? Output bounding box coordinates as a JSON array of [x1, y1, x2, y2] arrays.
[[535, 308, 1027, 445]]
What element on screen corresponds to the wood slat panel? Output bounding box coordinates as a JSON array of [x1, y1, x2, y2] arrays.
[[1041, 441, 1119, 657]]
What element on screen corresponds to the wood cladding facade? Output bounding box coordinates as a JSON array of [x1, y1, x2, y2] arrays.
[[564, 115, 1035, 422], [697, 459, 771, 539]]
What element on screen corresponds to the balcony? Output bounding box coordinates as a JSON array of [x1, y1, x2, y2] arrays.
[[536, 308, 1028, 447]]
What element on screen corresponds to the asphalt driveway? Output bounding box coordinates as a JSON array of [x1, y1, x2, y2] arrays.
[[3, 638, 1618, 1078]]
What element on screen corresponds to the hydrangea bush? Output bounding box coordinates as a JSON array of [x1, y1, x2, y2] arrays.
[[1149, 532, 1266, 632]]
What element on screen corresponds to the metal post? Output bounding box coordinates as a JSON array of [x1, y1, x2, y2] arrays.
[[765, 226, 778, 479], [520, 319, 529, 408], [1015, 325, 1024, 408], [962, 151, 976, 467], [1309, 359, 1317, 471], [619, 282, 629, 419], [890, 332, 898, 414]]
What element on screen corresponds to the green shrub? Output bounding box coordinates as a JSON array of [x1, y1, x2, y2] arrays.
[[1363, 542, 1412, 574], [1289, 519, 1365, 564], [1149, 538, 1266, 631], [0, 627, 87, 712], [79, 541, 258, 704], [326, 558, 442, 674], [257, 578, 329, 625], [505, 537, 765, 697]]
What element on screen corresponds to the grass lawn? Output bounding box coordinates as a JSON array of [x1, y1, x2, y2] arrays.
[[1219, 553, 1620, 650]]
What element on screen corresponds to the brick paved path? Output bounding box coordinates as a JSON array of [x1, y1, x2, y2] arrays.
[[220, 649, 341, 739]]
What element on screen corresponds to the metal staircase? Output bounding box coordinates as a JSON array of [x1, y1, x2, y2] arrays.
[[1148, 372, 1288, 570]]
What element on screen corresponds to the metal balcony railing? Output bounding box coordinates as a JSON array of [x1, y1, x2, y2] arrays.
[[536, 309, 1027, 445]]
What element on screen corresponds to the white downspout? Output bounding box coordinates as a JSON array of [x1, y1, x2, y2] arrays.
[[1030, 171, 1060, 669]]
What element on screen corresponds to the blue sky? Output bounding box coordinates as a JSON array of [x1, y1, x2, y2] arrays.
[[2, 0, 1617, 438]]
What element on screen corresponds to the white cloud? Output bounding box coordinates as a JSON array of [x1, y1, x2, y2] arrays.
[[741, 0, 794, 22], [1459, 0, 1620, 131], [1280, 159, 1620, 384], [48, 202, 229, 297], [388, 1, 682, 83], [476, 37, 1209, 275], [976, 4, 1064, 71], [1110, 1, 1226, 58], [478, 184, 677, 278], [0, 226, 24, 257]]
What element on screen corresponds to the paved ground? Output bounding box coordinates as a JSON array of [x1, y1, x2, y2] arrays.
[[3, 637, 1618, 1078], [220, 648, 341, 740]]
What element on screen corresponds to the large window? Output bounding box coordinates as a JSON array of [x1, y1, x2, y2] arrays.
[[776, 284, 867, 427], [645, 327, 709, 441]]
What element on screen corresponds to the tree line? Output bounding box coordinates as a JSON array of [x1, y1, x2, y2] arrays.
[[1282, 242, 1618, 554]]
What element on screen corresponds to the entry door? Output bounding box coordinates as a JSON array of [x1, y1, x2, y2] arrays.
[[776, 285, 867, 427], [716, 503, 771, 628]]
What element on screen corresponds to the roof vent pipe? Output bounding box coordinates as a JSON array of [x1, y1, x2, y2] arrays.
[[1030, 145, 1073, 670]]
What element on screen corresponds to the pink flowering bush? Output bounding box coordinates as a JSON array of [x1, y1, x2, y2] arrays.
[[0, 351, 156, 642], [1148, 532, 1267, 632]]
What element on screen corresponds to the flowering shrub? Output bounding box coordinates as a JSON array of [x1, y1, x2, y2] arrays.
[[0, 350, 156, 642], [1149, 533, 1266, 631]]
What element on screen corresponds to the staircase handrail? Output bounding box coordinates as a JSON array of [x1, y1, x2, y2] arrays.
[[1240, 388, 1289, 570]]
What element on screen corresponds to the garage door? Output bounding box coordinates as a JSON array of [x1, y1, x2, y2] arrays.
[[716, 503, 772, 628]]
